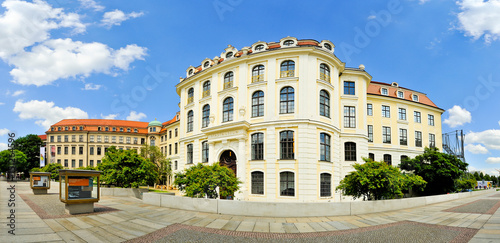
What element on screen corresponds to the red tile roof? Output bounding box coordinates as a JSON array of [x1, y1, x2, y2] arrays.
[[38, 135, 46, 140], [47, 119, 151, 134], [367, 81, 441, 110]]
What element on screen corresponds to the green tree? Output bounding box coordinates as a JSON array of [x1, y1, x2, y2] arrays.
[[473, 171, 480, 181], [400, 147, 468, 195], [455, 176, 477, 192], [174, 163, 241, 198], [0, 150, 27, 174], [41, 163, 63, 181], [76, 165, 97, 170], [479, 172, 485, 180], [336, 159, 427, 201], [11, 134, 42, 175], [98, 146, 158, 188], [140, 145, 172, 185], [484, 174, 491, 181]]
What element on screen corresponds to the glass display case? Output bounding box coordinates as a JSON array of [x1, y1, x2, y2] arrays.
[[59, 169, 101, 214], [30, 172, 51, 194]]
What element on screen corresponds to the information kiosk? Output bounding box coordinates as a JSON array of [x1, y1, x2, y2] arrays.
[[59, 169, 101, 215], [29, 172, 51, 194]]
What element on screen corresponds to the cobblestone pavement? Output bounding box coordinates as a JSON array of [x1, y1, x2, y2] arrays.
[[1, 178, 499, 243]]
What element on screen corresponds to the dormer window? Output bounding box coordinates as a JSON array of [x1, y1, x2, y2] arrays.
[[79, 126, 83, 131], [58, 127, 61, 131], [65, 127, 68, 131], [255, 44, 264, 51], [72, 126, 76, 131], [226, 52, 233, 58], [112, 127, 116, 132], [397, 91, 404, 98], [120, 127, 123, 132], [105, 127, 109, 131], [324, 43, 332, 50], [381, 88, 388, 96], [97, 127, 101, 131], [204, 61, 210, 68], [412, 94, 419, 102], [127, 128, 131, 132], [134, 128, 138, 133], [188, 69, 194, 75], [283, 40, 295, 46], [392, 82, 399, 87]]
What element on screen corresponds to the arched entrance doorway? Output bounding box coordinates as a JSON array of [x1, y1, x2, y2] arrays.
[[219, 150, 237, 199]]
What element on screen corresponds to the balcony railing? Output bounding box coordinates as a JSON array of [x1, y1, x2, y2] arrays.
[[187, 96, 194, 104], [202, 90, 210, 98], [224, 81, 233, 89], [320, 73, 330, 82], [280, 70, 294, 78], [252, 74, 264, 83]]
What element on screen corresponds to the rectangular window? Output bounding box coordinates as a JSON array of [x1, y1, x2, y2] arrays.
[[320, 173, 331, 197], [175, 143, 178, 154], [97, 147, 102, 155], [50, 136, 54, 142], [187, 144, 193, 164], [90, 135, 94, 142], [169, 144, 172, 155], [344, 81, 355, 95], [90, 147, 94, 155], [413, 94, 419, 101], [398, 108, 406, 120], [97, 135, 101, 142], [320, 133, 331, 161], [119, 136, 123, 143], [429, 133, 436, 148], [90, 160, 94, 167], [169, 130, 172, 139], [57, 135, 61, 142], [79, 147, 83, 155], [382, 105, 390, 118], [344, 106, 356, 128], [251, 171, 264, 195], [64, 147, 68, 155], [381, 88, 388, 95], [414, 111, 421, 123], [400, 128, 408, 145], [79, 160, 83, 167], [97, 160, 101, 165], [202, 141, 209, 163], [126, 137, 131, 144], [111, 136, 116, 143], [64, 159, 68, 167], [71, 159, 75, 168], [280, 131, 294, 160], [397, 91, 404, 98], [251, 133, 264, 160], [367, 104, 373, 116], [383, 126, 391, 144], [57, 159, 61, 165], [345, 142, 356, 161], [64, 135, 68, 142], [72, 135, 76, 142], [133, 137, 138, 144], [415, 131, 422, 147], [428, 114, 435, 126], [104, 136, 109, 143], [175, 128, 178, 137], [57, 147, 61, 155], [368, 125, 373, 142], [280, 172, 295, 197], [79, 135, 83, 142]]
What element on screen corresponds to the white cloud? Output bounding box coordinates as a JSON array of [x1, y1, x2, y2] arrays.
[[486, 157, 500, 164], [498, 120, 500, 127], [443, 105, 471, 128], [419, 0, 430, 4], [9, 39, 147, 86], [83, 83, 102, 90], [0, 0, 86, 59], [101, 113, 118, 119], [12, 90, 25, 97], [0, 128, 10, 136], [465, 144, 489, 154], [126, 111, 146, 121], [0, 143, 7, 152], [466, 129, 500, 150], [13, 100, 88, 129], [79, 0, 105, 12], [0, 102, 4, 105], [367, 15, 376, 20], [456, 0, 500, 43], [102, 9, 144, 27]]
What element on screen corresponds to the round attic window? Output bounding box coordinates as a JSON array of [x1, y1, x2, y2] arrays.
[[324, 43, 332, 50], [226, 52, 233, 58], [283, 40, 294, 46], [255, 44, 264, 51], [204, 61, 210, 68], [188, 69, 194, 75]]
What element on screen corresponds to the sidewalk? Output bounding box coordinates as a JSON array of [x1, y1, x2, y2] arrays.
[[1, 179, 499, 242]]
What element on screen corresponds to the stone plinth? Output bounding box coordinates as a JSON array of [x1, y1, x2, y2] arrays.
[[65, 203, 94, 215], [32, 188, 48, 195]]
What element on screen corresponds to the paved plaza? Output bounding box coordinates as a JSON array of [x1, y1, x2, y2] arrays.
[[1, 178, 499, 242]]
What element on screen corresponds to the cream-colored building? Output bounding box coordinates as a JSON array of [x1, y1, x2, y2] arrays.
[[45, 116, 180, 171], [175, 37, 443, 202]]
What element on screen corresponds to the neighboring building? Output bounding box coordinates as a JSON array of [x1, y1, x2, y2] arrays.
[[45, 115, 180, 169], [45, 37, 443, 202], [175, 37, 443, 202]]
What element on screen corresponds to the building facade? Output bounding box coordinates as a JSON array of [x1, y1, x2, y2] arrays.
[[175, 37, 443, 202], [45, 37, 443, 202]]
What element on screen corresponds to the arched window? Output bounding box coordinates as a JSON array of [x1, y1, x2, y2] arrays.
[[345, 142, 356, 161], [280, 86, 294, 114], [251, 171, 264, 195], [252, 65, 265, 83], [320, 133, 331, 161], [204, 61, 210, 68], [384, 154, 392, 166], [324, 43, 332, 50], [188, 69, 193, 75], [319, 90, 330, 118], [369, 153, 375, 161], [226, 52, 233, 58], [283, 40, 295, 46], [320, 64, 330, 82], [251, 133, 264, 160], [223, 97, 234, 122], [224, 72, 233, 89], [187, 144, 193, 164], [252, 91, 264, 117], [280, 60, 295, 78], [320, 173, 331, 197], [203, 81, 210, 97], [202, 141, 209, 163], [187, 88, 194, 104], [280, 172, 295, 196], [202, 105, 210, 128], [187, 110, 193, 132], [255, 44, 265, 51], [280, 130, 294, 160]]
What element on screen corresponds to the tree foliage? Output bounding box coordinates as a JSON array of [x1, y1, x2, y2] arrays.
[[98, 146, 158, 188], [174, 163, 241, 199], [42, 163, 64, 181], [0, 149, 27, 174], [140, 145, 171, 185], [336, 159, 426, 201], [400, 147, 468, 195], [455, 176, 477, 192], [11, 134, 42, 175]]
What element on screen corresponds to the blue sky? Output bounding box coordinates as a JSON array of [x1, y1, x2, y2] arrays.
[[1, 0, 499, 176]]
